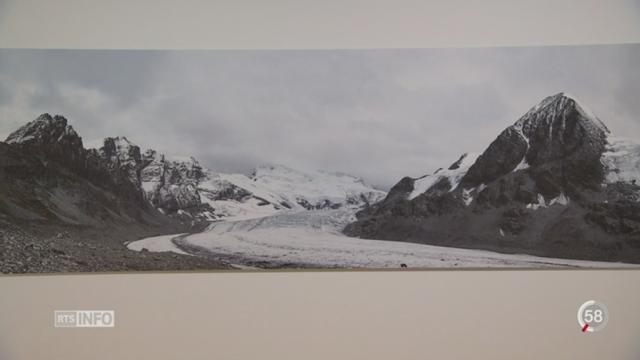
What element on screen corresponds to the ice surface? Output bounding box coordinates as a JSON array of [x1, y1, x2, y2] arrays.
[[200, 196, 281, 222], [126, 233, 191, 255], [128, 209, 632, 268]]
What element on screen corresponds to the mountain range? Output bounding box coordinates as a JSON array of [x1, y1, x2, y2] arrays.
[[0, 114, 386, 272], [2, 92, 640, 272], [345, 93, 640, 263], [0, 114, 385, 229]]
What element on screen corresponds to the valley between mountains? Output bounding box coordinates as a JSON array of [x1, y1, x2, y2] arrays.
[[2, 93, 640, 272]]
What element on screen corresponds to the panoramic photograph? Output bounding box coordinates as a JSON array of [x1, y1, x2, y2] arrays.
[[1, 44, 639, 273]]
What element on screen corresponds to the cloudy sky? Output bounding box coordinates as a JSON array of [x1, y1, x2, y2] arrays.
[[1, 44, 639, 189]]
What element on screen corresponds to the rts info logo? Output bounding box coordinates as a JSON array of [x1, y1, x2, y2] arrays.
[[54, 310, 115, 328]]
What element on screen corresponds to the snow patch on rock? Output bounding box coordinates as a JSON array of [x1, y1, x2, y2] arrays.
[[549, 192, 569, 206], [513, 157, 530, 171], [462, 188, 474, 206], [526, 194, 547, 210], [527, 192, 569, 210], [409, 153, 479, 200]]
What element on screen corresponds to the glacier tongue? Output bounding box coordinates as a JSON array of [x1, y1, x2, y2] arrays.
[[128, 208, 628, 269]]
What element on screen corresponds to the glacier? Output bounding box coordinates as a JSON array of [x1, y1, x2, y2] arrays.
[[128, 208, 630, 269]]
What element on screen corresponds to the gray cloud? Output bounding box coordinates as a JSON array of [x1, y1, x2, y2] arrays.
[[1, 45, 639, 189]]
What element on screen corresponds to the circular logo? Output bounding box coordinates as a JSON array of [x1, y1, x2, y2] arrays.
[[577, 300, 608, 333]]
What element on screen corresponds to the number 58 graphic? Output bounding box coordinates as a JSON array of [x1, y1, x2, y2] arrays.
[[577, 300, 608, 333]]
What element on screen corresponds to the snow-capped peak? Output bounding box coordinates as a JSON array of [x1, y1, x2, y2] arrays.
[[198, 164, 387, 220], [515, 92, 609, 136], [253, 165, 382, 202], [407, 92, 613, 200]]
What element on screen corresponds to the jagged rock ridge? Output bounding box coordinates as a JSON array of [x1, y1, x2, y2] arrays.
[[0, 114, 162, 227], [1, 114, 386, 228], [94, 137, 386, 222]]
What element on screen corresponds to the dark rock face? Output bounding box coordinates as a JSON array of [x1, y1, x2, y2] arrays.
[[448, 154, 469, 170], [584, 182, 640, 235], [462, 93, 609, 190], [386, 177, 415, 201], [461, 127, 528, 187], [92, 136, 213, 219], [202, 182, 252, 202], [345, 93, 640, 263], [138, 151, 209, 216], [5, 114, 84, 165], [100, 137, 144, 187], [1, 114, 179, 228], [0, 115, 227, 273]]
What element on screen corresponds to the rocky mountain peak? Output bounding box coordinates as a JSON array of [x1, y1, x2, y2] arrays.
[[461, 93, 610, 188], [5, 113, 85, 167], [92, 138, 208, 214], [5, 113, 82, 147], [345, 93, 640, 263], [99, 136, 144, 187], [516, 92, 609, 133]]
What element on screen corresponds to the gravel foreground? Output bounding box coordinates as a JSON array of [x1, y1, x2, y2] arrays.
[[0, 220, 229, 274]]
